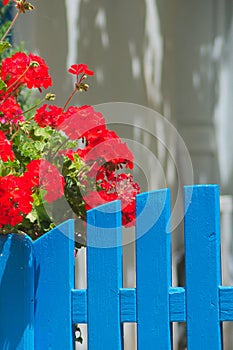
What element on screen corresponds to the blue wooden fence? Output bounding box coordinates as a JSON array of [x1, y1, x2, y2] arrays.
[[0, 184, 233, 349]]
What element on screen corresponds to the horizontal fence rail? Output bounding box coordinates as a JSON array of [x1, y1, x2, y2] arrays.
[[71, 286, 233, 324], [0, 185, 233, 349]]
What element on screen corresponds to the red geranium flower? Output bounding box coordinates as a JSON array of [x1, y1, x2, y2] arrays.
[[34, 104, 64, 128], [1, 52, 52, 92], [0, 96, 24, 124], [3, 0, 10, 5], [77, 128, 134, 169], [83, 190, 118, 211], [0, 174, 33, 227], [68, 63, 94, 76], [58, 105, 106, 140], [83, 173, 140, 226], [0, 130, 15, 162], [25, 159, 65, 203]]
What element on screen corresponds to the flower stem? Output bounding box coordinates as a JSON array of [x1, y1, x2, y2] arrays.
[[62, 73, 86, 111], [10, 121, 28, 141], [63, 87, 77, 112], [10, 127, 20, 141], [1, 11, 20, 42], [8, 97, 46, 142], [51, 138, 70, 159], [25, 98, 46, 119]]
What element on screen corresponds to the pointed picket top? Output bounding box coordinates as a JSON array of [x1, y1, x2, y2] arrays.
[[33, 220, 75, 350], [0, 234, 34, 350]]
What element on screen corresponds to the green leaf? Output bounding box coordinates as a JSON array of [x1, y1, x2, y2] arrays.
[[34, 140, 45, 152], [32, 190, 46, 206], [0, 41, 11, 53], [35, 203, 52, 222], [34, 126, 53, 138], [0, 79, 7, 90], [26, 211, 38, 223]]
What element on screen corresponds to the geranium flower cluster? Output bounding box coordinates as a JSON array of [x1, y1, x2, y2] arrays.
[[0, 52, 52, 125], [33, 99, 139, 226], [0, 4, 140, 238], [0, 159, 64, 227]]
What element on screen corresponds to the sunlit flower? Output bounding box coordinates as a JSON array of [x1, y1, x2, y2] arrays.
[[68, 63, 94, 76]]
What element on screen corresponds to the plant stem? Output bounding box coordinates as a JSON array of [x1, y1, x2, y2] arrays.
[[1, 11, 20, 42], [10, 126, 21, 141], [63, 87, 77, 112], [9, 97, 46, 141], [25, 98, 46, 119], [51, 138, 70, 158], [63, 73, 87, 111]]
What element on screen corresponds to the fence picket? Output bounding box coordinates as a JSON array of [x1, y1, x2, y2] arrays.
[[1, 185, 233, 349], [184, 185, 223, 349], [136, 189, 172, 349], [86, 200, 123, 350], [33, 220, 75, 350], [0, 234, 34, 350]]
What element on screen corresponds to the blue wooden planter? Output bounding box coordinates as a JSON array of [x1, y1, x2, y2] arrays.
[[0, 185, 232, 349]]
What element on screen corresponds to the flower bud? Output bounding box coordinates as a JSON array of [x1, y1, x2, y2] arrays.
[[76, 83, 89, 92], [24, 2, 34, 11], [30, 61, 39, 68], [15, 0, 35, 13], [45, 93, 56, 101], [83, 84, 89, 91]]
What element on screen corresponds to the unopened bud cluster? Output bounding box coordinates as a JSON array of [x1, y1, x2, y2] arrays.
[[76, 83, 89, 92], [15, 0, 34, 13], [45, 93, 56, 101]]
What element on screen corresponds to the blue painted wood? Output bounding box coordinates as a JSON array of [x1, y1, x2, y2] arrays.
[[72, 285, 233, 324], [0, 234, 34, 350], [72, 289, 87, 323], [219, 286, 233, 321], [1, 186, 233, 349], [33, 220, 75, 350], [72, 286, 186, 323], [86, 200, 123, 350], [120, 288, 137, 322], [136, 189, 172, 349], [184, 185, 222, 349], [169, 287, 186, 322]]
